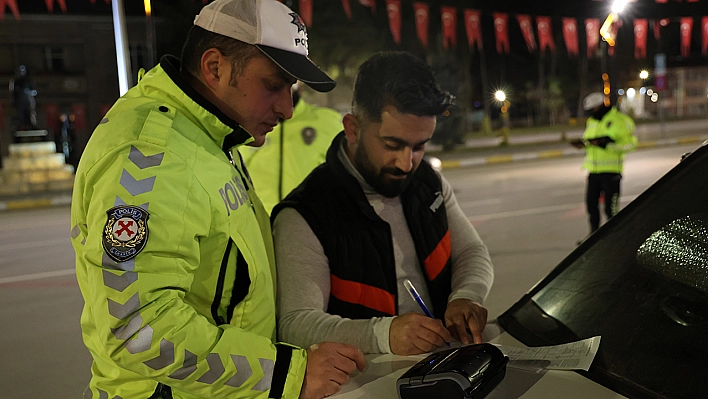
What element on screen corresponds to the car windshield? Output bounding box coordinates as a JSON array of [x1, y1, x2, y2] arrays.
[[498, 143, 708, 399]]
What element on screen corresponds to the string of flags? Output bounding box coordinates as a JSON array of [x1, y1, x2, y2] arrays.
[[1, 0, 707, 58], [338, 0, 708, 58]]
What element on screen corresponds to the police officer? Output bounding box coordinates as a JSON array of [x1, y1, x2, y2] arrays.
[[239, 83, 342, 213], [70, 1, 364, 398], [572, 92, 637, 234]]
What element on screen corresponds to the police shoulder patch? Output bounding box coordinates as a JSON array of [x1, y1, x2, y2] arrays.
[[102, 205, 150, 262]]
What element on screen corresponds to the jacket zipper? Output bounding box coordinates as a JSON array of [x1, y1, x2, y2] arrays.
[[211, 239, 233, 325]]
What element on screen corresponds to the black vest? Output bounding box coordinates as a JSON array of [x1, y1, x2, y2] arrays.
[[273, 133, 452, 319]]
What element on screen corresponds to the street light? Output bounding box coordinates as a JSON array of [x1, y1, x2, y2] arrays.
[[639, 70, 649, 80], [494, 90, 510, 146], [611, 0, 628, 14], [599, 0, 631, 106]]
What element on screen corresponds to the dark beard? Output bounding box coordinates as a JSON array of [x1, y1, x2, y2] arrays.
[[353, 144, 414, 198]]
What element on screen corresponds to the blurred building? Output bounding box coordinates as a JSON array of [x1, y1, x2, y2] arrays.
[[0, 13, 158, 167], [621, 63, 708, 120], [662, 65, 708, 117]]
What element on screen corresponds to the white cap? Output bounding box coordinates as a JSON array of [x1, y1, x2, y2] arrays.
[[194, 0, 335, 92], [583, 92, 605, 110]]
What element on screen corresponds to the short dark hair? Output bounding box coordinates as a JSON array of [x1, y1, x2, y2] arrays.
[[180, 25, 262, 84], [352, 51, 454, 122]]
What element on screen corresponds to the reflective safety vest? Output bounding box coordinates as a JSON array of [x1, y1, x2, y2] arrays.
[[582, 107, 637, 174], [70, 56, 306, 399], [239, 99, 341, 213]]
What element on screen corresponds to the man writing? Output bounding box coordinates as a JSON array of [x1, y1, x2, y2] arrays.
[[272, 52, 494, 356], [70, 1, 364, 398]]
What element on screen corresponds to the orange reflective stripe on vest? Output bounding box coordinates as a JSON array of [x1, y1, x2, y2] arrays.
[[330, 274, 396, 315], [424, 230, 451, 281]]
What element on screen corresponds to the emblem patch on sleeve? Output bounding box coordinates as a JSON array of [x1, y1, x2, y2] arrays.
[[102, 205, 150, 262]]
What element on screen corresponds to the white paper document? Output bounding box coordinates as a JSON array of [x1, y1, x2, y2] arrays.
[[495, 336, 601, 372]]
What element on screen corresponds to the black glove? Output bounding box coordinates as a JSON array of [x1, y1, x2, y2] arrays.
[[569, 138, 586, 149], [589, 136, 614, 149]]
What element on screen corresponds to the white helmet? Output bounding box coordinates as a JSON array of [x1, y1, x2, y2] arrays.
[[583, 92, 605, 111]]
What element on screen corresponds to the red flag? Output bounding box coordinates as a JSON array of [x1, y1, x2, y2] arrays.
[[44, 0, 67, 13], [654, 18, 669, 40], [586, 18, 600, 57], [0, 0, 20, 20], [413, 2, 429, 49], [299, 0, 312, 27], [493, 13, 510, 54], [536, 16, 555, 54], [517, 15, 537, 52], [681, 17, 693, 57], [341, 0, 352, 20], [100, 104, 112, 118], [359, 0, 375, 14], [385, 0, 401, 44], [562, 18, 579, 56], [441, 6, 457, 49], [464, 9, 483, 50], [634, 19, 648, 59], [44, 103, 61, 137], [72, 103, 87, 133], [702, 17, 708, 55]]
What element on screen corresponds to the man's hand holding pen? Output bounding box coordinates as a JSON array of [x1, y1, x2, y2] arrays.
[[389, 313, 452, 355], [389, 279, 457, 355]]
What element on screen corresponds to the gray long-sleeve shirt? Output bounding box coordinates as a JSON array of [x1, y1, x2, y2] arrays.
[[273, 144, 494, 354]]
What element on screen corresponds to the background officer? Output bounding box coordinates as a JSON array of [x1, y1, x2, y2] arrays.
[[239, 83, 342, 213], [572, 92, 637, 234]]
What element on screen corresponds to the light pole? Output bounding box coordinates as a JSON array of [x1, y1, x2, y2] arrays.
[[144, 0, 157, 70], [495, 90, 510, 146], [599, 0, 628, 106]]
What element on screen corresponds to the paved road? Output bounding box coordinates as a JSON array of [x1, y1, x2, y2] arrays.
[[0, 142, 699, 398]]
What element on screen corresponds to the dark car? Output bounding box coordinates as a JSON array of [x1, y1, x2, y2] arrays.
[[497, 141, 708, 399]]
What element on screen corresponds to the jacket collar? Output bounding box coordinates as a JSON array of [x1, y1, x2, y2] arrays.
[[325, 133, 381, 220], [155, 55, 252, 150]]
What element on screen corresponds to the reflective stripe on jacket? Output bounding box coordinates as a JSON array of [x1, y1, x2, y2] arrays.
[[71, 55, 306, 399], [582, 107, 637, 174], [239, 100, 342, 214]]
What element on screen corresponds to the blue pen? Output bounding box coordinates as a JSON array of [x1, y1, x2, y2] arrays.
[[404, 279, 450, 347]]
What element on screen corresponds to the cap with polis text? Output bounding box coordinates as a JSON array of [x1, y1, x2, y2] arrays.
[[194, 0, 335, 92]]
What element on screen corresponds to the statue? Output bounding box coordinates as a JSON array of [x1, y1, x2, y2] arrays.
[[9, 65, 38, 132]]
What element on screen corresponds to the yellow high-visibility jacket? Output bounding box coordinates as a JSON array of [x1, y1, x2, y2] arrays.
[[239, 99, 341, 213], [582, 107, 638, 174], [70, 56, 306, 399]]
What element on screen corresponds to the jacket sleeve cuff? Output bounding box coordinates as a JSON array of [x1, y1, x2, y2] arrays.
[[273, 342, 307, 399], [374, 317, 394, 354]]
